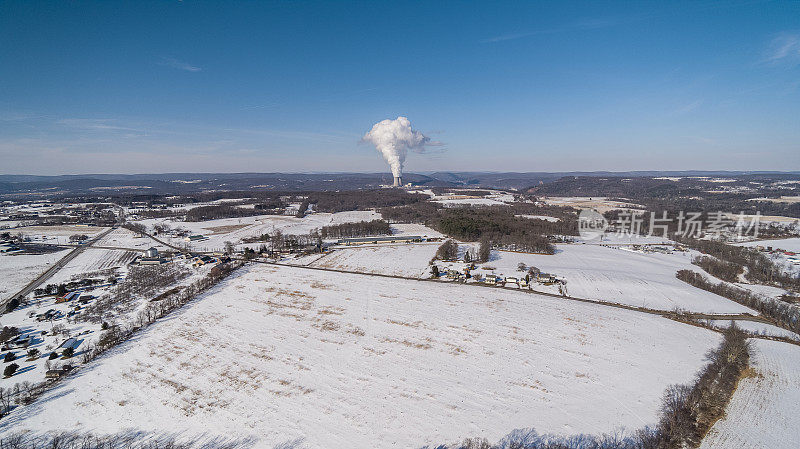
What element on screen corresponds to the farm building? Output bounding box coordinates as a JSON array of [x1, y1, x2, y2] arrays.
[[0, 244, 21, 253], [58, 338, 81, 351], [45, 365, 73, 379], [55, 291, 81, 303], [337, 235, 424, 246], [192, 255, 216, 267]]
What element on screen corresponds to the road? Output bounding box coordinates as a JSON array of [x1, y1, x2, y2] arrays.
[[124, 225, 185, 253], [2, 227, 115, 313]]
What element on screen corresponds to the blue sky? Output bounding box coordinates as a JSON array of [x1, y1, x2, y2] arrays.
[[1, 0, 799, 175]]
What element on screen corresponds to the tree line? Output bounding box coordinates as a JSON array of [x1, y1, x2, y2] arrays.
[[319, 220, 391, 239], [0, 433, 245, 449], [676, 269, 800, 334], [307, 189, 427, 213], [691, 256, 742, 283], [675, 236, 800, 291], [184, 204, 267, 222]]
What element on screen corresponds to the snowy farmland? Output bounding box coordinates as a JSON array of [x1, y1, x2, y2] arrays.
[[0, 263, 722, 448], [0, 250, 70, 300], [734, 237, 800, 253], [310, 243, 439, 277], [45, 248, 137, 284], [699, 339, 800, 449], [94, 228, 169, 252], [136, 210, 382, 251], [447, 244, 754, 314], [12, 225, 107, 245]]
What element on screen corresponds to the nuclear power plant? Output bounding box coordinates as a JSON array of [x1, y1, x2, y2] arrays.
[[363, 116, 430, 190]]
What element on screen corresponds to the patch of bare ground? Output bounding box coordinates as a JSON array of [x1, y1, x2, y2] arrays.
[[346, 325, 366, 336], [444, 342, 466, 355], [317, 305, 345, 315], [386, 318, 422, 328], [514, 380, 551, 394], [381, 336, 433, 350], [204, 224, 250, 235], [364, 347, 387, 355]]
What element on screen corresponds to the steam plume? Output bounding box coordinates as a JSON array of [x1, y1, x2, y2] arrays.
[[362, 116, 430, 184]]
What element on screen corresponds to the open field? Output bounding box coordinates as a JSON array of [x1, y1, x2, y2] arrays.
[[310, 243, 438, 277], [12, 225, 108, 244], [453, 244, 754, 314], [734, 237, 800, 253], [0, 263, 722, 448], [433, 197, 507, 206], [539, 197, 643, 213], [136, 211, 382, 251], [46, 248, 137, 284], [746, 196, 800, 204], [699, 339, 800, 449], [389, 223, 443, 238], [94, 228, 169, 251], [0, 250, 71, 300]]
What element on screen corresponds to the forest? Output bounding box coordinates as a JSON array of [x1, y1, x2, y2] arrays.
[[306, 189, 427, 213], [319, 220, 391, 239], [691, 255, 743, 283], [382, 202, 577, 254], [184, 204, 268, 222]]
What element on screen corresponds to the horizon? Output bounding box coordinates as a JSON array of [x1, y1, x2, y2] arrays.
[[4, 169, 800, 179], [2, 1, 799, 174]]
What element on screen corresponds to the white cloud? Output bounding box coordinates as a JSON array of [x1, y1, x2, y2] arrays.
[[764, 33, 800, 64], [159, 56, 202, 72]]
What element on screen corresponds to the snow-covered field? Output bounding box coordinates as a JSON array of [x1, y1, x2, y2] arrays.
[[0, 263, 722, 448], [13, 225, 107, 244], [94, 228, 169, 251], [700, 339, 800, 449], [540, 197, 642, 213], [735, 237, 800, 253], [389, 223, 443, 238], [580, 233, 673, 245], [0, 250, 71, 300], [515, 214, 560, 222], [136, 211, 382, 251], [434, 197, 506, 206], [46, 248, 137, 284], [460, 244, 753, 314], [310, 243, 438, 277]]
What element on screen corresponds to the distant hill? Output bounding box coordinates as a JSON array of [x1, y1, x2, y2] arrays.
[[1, 171, 798, 198]]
